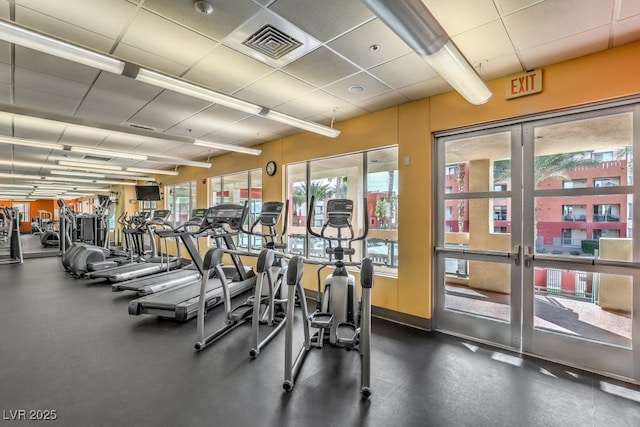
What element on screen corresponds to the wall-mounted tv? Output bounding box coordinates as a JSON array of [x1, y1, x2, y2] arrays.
[[135, 185, 161, 201]]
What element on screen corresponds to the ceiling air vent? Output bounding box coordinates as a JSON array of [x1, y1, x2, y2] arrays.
[[83, 155, 114, 162], [242, 24, 302, 60], [225, 9, 320, 67]]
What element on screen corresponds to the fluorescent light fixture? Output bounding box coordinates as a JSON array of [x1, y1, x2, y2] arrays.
[[0, 20, 125, 74], [136, 68, 340, 138], [126, 167, 179, 176], [136, 68, 263, 116], [361, 0, 492, 105], [69, 146, 148, 161], [193, 140, 262, 156], [0, 135, 62, 150], [164, 158, 211, 169], [263, 110, 340, 138], [58, 160, 122, 171], [0, 172, 42, 180], [42, 176, 93, 183], [0, 184, 34, 188], [97, 180, 137, 186], [50, 170, 106, 178]]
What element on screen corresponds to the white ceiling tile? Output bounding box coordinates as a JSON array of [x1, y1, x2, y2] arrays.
[[452, 20, 515, 65], [15, 47, 100, 85], [184, 44, 274, 94], [619, 0, 640, 19], [121, 9, 218, 68], [12, 117, 65, 141], [282, 46, 359, 87], [76, 86, 152, 125], [93, 72, 162, 99], [17, 0, 137, 39], [505, 0, 616, 50], [323, 72, 392, 103], [519, 25, 611, 69], [398, 77, 451, 101], [613, 13, 640, 46], [269, 0, 374, 42], [472, 52, 523, 81], [0, 83, 9, 104], [267, 89, 358, 120], [493, 0, 543, 16], [127, 90, 211, 132], [0, 0, 8, 19], [424, 0, 500, 36], [0, 63, 10, 84], [143, 0, 261, 42], [0, 40, 10, 65], [234, 70, 316, 108], [368, 53, 437, 89], [15, 5, 116, 53], [165, 105, 251, 139], [15, 67, 90, 100], [328, 19, 412, 69], [358, 90, 410, 114], [14, 86, 81, 116], [113, 43, 189, 77]]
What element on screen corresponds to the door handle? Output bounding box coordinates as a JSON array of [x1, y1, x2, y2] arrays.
[[511, 245, 521, 266]]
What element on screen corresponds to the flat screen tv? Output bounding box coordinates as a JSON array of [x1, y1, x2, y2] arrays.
[[135, 185, 161, 201]]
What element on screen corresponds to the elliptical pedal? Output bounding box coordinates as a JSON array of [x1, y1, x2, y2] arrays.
[[336, 322, 358, 346], [309, 312, 333, 328]]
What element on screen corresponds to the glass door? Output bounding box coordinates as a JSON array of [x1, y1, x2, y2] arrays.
[[434, 104, 640, 382], [522, 108, 639, 380], [434, 124, 523, 349]]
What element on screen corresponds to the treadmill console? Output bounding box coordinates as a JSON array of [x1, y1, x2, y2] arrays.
[[325, 199, 353, 229], [150, 209, 171, 222], [205, 204, 245, 230], [187, 208, 209, 227], [259, 201, 284, 226]]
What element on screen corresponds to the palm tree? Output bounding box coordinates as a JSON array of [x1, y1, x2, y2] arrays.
[[292, 181, 335, 216], [492, 152, 598, 249], [493, 152, 598, 186]]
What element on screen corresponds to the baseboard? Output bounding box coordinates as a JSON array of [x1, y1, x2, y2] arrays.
[[372, 306, 432, 331]]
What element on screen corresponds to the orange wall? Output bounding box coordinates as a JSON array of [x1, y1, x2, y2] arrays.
[[152, 40, 640, 324]]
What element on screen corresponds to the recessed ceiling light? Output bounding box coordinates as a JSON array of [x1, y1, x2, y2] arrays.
[[369, 44, 379, 52], [194, 1, 214, 15], [348, 85, 366, 94]]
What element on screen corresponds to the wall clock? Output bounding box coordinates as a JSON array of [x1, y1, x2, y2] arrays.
[[266, 160, 277, 176]]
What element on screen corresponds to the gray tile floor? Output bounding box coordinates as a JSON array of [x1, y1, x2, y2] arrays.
[[0, 256, 639, 426]]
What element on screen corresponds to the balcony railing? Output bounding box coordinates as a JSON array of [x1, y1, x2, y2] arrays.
[[593, 214, 620, 222]]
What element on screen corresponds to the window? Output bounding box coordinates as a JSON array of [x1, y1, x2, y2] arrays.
[[286, 146, 398, 275], [494, 226, 508, 233], [562, 205, 587, 221], [562, 179, 587, 189], [210, 170, 262, 251], [593, 204, 620, 222], [493, 206, 507, 221], [494, 184, 507, 192], [11, 203, 29, 224], [593, 177, 620, 187], [446, 165, 459, 175], [166, 182, 196, 227], [592, 151, 613, 162]]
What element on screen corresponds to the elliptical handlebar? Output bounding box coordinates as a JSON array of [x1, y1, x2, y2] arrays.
[[306, 196, 369, 242]]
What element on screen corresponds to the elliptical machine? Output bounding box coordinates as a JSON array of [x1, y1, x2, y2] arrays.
[[283, 198, 375, 399], [195, 201, 290, 358]]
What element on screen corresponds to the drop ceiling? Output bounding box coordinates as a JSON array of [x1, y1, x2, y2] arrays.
[[0, 0, 639, 196]]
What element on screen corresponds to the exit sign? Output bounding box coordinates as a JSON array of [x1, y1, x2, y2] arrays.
[[505, 69, 542, 99]]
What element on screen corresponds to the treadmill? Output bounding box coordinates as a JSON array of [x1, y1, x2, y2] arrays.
[[112, 208, 210, 296], [128, 204, 256, 321], [85, 209, 182, 283]]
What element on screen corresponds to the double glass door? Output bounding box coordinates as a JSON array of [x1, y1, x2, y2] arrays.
[[434, 104, 639, 381]]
